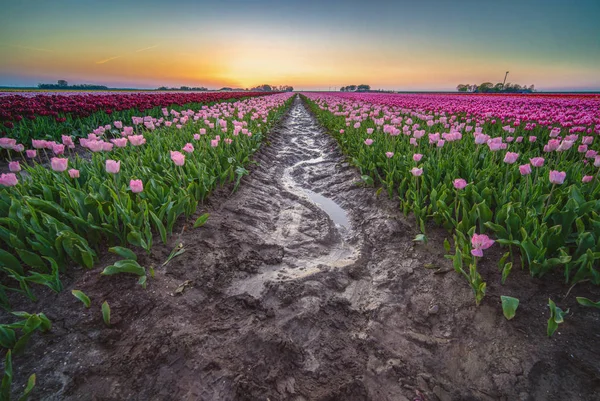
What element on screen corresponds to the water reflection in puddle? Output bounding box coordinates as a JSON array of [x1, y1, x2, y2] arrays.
[[302, 189, 350, 230]]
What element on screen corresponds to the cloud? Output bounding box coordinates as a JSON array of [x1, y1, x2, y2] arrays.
[[9, 44, 53, 53], [136, 43, 160, 53], [96, 56, 122, 64]]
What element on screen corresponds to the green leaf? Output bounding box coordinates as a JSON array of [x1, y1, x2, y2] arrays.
[[1, 350, 12, 400], [101, 260, 145, 277], [0, 327, 16, 349], [149, 211, 167, 244], [500, 296, 519, 320], [101, 301, 111, 327], [108, 246, 137, 261], [547, 298, 568, 337], [21, 315, 41, 335], [576, 297, 600, 309], [18, 373, 36, 401], [193, 213, 210, 228], [15, 249, 47, 271], [71, 290, 91, 308], [501, 262, 513, 284], [12, 332, 33, 355], [126, 231, 148, 250], [0, 249, 24, 275], [360, 175, 374, 186], [443, 238, 451, 253], [412, 234, 427, 244]]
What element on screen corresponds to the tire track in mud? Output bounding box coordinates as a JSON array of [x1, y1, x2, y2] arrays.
[[13, 96, 599, 401]]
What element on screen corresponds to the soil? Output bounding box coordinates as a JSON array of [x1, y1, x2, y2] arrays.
[[4, 96, 600, 401]]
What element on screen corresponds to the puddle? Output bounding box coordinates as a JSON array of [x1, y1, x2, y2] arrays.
[[302, 189, 350, 230]]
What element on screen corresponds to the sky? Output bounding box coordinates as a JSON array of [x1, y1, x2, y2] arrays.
[[0, 0, 599, 91]]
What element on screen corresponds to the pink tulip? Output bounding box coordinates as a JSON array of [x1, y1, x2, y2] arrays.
[[102, 142, 114, 152], [410, 167, 423, 176], [182, 143, 194, 153], [210, 139, 219, 148], [111, 138, 128, 148], [53, 144, 65, 155], [105, 160, 121, 174], [26, 150, 37, 158], [471, 233, 494, 257], [32, 140, 47, 149], [549, 170, 566, 185], [582, 175, 594, 183], [453, 178, 467, 189], [199, 128, 206, 135], [366, 128, 374, 134], [0, 138, 16, 149], [529, 136, 537, 143], [170, 151, 185, 166], [0, 173, 18, 187], [50, 157, 68, 172], [364, 139, 373, 146], [519, 164, 532, 175], [193, 134, 201, 140], [68, 169, 80, 178], [582, 136, 593, 145], [503, 152, 519, 164], [62, 135, 75, 148], [413, 153, 423, 162], [130, 179, 143, 193], [385, 152, 394, 158], [8, 161, 20, 172], [530, 157, 545, 167], [595, 156, 600, 168], [128, 135, 146, 146], [224, 138, 233, 145]]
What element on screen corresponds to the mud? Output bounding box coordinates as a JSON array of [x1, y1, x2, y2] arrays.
[[5, 96, 600, 401]]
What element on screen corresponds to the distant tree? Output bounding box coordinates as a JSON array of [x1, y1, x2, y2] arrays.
[[157, 86, 168, 90], [456, 84, 469, 92], [477, 82, 494, 93], [356, 84, 370, 92], [57, 80, 68, 87], [347, 85, 357, 92]]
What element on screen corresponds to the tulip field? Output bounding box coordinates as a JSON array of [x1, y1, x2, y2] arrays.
[[0, 91, 270, 144], [1, 90, 600, 399], [0, 92, 293, 310], [304, 92, 600, 305]]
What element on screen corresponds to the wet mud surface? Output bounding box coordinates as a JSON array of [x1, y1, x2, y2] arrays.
[[6, 96, 600, 400]]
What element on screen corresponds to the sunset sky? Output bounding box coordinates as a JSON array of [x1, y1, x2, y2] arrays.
[[1, 0, 599, 91]]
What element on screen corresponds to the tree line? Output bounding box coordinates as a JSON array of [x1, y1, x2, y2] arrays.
[[340, 84, 371, 92], [457, 82, 535, 93], [38, 80, 109, 90]]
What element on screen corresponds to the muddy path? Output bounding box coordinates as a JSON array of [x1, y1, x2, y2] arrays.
[[7, 96, 600, 401]]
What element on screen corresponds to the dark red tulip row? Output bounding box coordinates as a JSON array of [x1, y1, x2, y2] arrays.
[[0, 92, 270, 125]]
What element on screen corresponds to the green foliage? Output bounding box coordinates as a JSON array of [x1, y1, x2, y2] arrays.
[[547, 299, 568, 337], [501, 296, 519, 320], [101, 301, 111, 327], [71, 290, 91, 308], [193, 213, 210, 228], [576, 297, 600, 309]]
